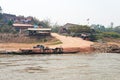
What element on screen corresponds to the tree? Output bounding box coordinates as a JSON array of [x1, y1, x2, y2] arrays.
[[99, 25, 105, 31], [38, 19, 51, 28], [32, 18, 51, 28], [114, 26, 120, 33], [68, 25, 91, 33], [0, 6, 2, 21], [0, 25, 17, 33], [8, 20, 13, 26], [91, 24, 105, 32], [0, 6, 2, 13], [51, 23, 60, 32], [110, 22, 114, 28], [33, 17, 40, 25]]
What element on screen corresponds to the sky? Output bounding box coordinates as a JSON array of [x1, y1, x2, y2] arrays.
[[0, 0, 120, 26]]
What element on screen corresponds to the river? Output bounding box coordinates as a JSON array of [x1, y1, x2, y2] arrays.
[[0, 53, 120, 80]]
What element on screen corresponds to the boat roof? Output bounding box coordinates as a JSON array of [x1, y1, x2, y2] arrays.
[[28, 28, 51, 31]]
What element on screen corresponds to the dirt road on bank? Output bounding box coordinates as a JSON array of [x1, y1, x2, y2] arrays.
[[51, 33, 93, 48], [0, 33, 94, 51]]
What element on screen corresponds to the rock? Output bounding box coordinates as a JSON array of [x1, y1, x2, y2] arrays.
[[91, 43, 120, 53]]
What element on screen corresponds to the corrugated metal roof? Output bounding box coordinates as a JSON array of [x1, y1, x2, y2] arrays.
[[28, 28, 51, 31], [13, 23, 33, 27]]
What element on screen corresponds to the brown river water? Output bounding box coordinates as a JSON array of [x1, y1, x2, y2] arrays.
[[0, 53, 120, 80]]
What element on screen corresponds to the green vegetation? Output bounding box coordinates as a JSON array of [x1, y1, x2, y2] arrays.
[[32, 18, 50, 28], [114, 26, 120, 33], [0, 6, 2, 22], [0, 6, 2, 13], [52, 23, 120, 41], [91, 32, 120, 41], [102, 32, 120, 38], [0, 5, 120, 42], [0, 25, 17, 33], [51, 23, 60, 33], [38, 20, 51, 28], [67, 25, 94, 37], [68, 25, 92, 33], [47, 39, 62, 45], [90, 27, 120, 41], [0, 6, 51, 34], [49, 41, 62, 45]]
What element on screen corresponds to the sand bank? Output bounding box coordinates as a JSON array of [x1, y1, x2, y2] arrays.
[[0, 33, 94, 52]]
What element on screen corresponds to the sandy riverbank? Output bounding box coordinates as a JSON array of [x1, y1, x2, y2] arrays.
[[51, 33, 94, 52], [0, 33, 94, 52], [51, 33, 93, 48]]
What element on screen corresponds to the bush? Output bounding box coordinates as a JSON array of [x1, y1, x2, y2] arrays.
[[102, 32, 120, 38], [68, 25, 92, 33], [0, 25, 18, 33], [89, 32, 120, 41], [89, 34, 101, 41], [51, 27, 60, 33]]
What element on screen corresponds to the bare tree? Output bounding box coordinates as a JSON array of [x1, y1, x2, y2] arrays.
[[0, 6, 2, 21], [0, 6, 2, 13]]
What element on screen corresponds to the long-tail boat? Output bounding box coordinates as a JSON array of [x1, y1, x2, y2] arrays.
[[19, 45, 79, 54], [0, 45, 79, 54]]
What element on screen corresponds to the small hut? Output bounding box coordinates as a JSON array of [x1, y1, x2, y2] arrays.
[[28, 28, 51, 36], [13, 23, 34, 33]]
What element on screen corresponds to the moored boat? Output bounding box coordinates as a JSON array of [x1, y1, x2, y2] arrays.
[[19, 47, 79, 54], [0, 45, 80, 55]]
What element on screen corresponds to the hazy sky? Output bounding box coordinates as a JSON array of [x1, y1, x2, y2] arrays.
[[0, 0, 120, 26]]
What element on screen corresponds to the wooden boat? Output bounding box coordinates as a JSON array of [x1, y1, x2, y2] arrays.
[[0, 45, 80, 54], [18, 45, 79, 54], [19, 48, 79, 54]]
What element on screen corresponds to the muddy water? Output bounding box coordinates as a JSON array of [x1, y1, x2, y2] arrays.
[[0, 53, 120, 80]]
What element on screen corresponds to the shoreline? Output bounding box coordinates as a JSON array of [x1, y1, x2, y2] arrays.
[[0, 33, 93, 50], [0, 33, 119, 53], [0, 33, 93, 52]]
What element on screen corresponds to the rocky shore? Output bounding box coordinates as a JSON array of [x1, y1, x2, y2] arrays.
[[91, 43, 120, 53]]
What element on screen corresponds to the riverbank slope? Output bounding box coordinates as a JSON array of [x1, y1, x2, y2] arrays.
[[0, 33, 94, 52]]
